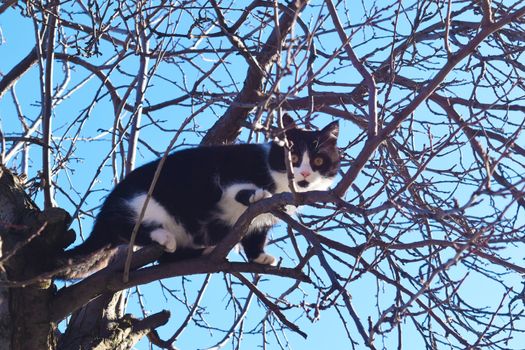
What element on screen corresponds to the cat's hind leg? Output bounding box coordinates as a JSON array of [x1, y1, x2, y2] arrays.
[[149, 227, 177, 252], [132, 221, 178, 253], [126, 193, 186, 252]]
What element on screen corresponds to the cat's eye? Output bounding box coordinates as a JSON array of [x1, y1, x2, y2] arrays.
[[291, 154, 300, 164], [313, 157, 324, 166]]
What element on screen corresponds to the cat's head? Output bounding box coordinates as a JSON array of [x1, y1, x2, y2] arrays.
[[269, 114, 340, 192]]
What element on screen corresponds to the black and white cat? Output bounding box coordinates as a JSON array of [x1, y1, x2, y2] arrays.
[[63, 115, 340, 270]]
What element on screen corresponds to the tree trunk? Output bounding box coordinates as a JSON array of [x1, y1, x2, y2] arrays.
[[0, 166, 70, 349], [0, 166, 170, 350]]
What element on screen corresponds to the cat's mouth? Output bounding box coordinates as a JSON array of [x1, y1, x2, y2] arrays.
[[297, 180, 310, 188]]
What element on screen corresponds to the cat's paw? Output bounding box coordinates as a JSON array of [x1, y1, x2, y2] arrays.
[[202, 246, 216, 255], [150, 228, 177, 253], [252, 253, 276, 266], [249, 189, 272, 204]]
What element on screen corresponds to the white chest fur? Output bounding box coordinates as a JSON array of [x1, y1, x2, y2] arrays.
[[216, 183, 278, 229]]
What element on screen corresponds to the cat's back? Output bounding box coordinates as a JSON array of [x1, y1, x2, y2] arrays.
[[111, 143, 272, 198], [161, 143, 271, 183]]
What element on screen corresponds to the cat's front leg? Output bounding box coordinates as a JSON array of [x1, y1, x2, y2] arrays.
[[235, 188, 272, 206], [241, 227, 276, 266], [253, 253, 276, 265]]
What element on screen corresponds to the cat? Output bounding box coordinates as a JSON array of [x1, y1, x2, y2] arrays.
[[60, 114, 340, 275]]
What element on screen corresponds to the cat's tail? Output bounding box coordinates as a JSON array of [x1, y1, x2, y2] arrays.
[[54, 229, 117, 279]]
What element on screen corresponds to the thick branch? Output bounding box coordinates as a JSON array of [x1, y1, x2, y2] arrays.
[[50, 246, 310, 322], [200, 0, 308, 145]]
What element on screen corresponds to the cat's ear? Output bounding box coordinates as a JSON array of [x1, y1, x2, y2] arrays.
[[281, 113, 296, 129], [320, 121, 339, 141]]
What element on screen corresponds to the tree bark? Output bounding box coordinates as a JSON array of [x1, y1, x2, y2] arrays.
[[0, 166, 66, 349], [0, 166, 102, 349], [0, 167, 171, 349]]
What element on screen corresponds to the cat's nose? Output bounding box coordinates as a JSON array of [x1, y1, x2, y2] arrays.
[[300, 170, 311, 178]]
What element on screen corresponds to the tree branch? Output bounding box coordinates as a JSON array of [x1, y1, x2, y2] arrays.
[[334, 4, 525, 197], [201, 0, 308, 145], [50, 245, 310, 323]]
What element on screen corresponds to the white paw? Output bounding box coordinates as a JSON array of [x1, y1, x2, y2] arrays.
[[253, 253, 276, 266], [202, 246, 216, 255], [150, 228, 177, 253], [249, 189, 272, 204]]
